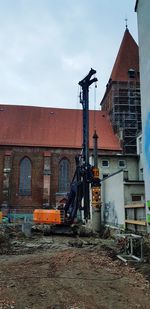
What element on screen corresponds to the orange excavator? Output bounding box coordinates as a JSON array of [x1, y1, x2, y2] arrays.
[[33, 155, 84, 226], [33, 159, 100, 228], [33, 69, 101, 228]]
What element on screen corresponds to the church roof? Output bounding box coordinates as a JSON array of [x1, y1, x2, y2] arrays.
[[0, 104, 121, 151], [110, 29, 139, 81]]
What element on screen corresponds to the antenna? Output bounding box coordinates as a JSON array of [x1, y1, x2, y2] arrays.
[[125, 17, 128, 30]]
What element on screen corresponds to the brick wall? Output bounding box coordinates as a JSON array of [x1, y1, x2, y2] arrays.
[[10, 148, 44, 212], [50, 148, 80, 206], [0, 146, 122, 213], [0, 146, 81, 212], [0, 150, 4, 206]]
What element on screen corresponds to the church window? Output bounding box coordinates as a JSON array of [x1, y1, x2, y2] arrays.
[[58, 158, 70, 193], [128, 68, 135, 79], [19, 157, 32, 196]]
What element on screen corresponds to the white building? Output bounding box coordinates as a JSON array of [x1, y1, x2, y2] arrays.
[[135, 0, 150, 231], [101, 170, 146, 233], [98, 134, 146, 233]]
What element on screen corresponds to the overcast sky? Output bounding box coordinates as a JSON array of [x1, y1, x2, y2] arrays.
[[0, 0, 138, 110]]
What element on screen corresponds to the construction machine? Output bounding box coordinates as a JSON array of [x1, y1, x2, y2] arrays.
[[33, 69, 101, 229]]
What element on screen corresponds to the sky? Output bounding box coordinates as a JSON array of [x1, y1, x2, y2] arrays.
[[0, 0, 138, 110]]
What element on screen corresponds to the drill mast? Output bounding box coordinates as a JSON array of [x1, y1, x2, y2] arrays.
[[79, 68, 98, 220]]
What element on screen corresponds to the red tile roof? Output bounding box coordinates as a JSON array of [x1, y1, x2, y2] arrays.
[[0, 104, 122, 151], [110, 29, 139, 81]]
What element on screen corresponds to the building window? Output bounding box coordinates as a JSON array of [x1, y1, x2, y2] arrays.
[[102, 160, 109, 167], [19, 157, 32, 196], [58, 158, 70, 193], [132, 195, 143, 202], [118, 160, 126, 168], [102, 174, 109, 179], [128, 68, 135, 79]]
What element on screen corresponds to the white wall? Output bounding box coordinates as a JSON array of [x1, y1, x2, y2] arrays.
[[136, 0, 150, 231], [101, 171, 125, 228], [90, 154, 139, 180], [124, 182, 145, 204]]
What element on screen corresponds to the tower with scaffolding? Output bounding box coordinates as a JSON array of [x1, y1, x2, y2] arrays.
[[101, 28, 141, 154]]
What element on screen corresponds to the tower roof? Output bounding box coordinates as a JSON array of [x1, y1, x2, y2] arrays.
[[110, 29, 139, 81]]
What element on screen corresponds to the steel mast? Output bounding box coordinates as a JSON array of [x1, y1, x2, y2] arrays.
[[79, 68, 98, 220]]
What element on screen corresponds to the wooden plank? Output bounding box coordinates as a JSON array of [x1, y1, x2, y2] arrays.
[[125, 219, 147, 226], [125, 204, 145, 209]]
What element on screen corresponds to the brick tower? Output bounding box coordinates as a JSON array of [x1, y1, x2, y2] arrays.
[[101, 28, 141, 154]]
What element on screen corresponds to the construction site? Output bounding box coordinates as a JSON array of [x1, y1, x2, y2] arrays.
[[0, 68, 150, 309], [1, 1, 150, 306], [1, 223, 150, 309]]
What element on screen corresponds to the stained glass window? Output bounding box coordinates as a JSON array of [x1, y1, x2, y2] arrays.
[[58, 158, 70, 192], [19, 157, 31, 196]]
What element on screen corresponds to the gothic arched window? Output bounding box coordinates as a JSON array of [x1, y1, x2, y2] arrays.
[[58, 158, 70, 193], [19, 157, 32, 196]]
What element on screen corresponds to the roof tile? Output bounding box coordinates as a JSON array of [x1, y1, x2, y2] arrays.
[[0, 105, 122, 151], [110, 29, 139, 81]]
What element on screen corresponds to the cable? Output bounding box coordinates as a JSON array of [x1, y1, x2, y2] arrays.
[[93, 77, 97, 132]]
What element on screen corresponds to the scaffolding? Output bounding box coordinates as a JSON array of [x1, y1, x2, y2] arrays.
[[108, 80, 141, 154]]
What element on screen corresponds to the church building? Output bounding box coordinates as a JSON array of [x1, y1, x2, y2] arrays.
[[100, 28, 141, 154], [0, 28, 141, 219], [0, 105, 121, 217]]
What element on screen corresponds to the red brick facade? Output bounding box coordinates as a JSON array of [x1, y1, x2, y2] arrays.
[[0, 105, 122, 215], [0, 146, 80, 214], [0, 150, 3, 206]]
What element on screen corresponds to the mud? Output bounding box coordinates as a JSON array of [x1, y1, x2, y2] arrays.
[[0, 231, 150, 309]]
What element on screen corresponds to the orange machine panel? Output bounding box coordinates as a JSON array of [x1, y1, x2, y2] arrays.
[[33, 209, 61, 224]]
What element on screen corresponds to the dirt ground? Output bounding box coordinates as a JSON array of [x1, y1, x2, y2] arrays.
[[0, 231, 150, 309]]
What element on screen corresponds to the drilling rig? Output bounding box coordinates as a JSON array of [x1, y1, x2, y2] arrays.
[[33, 69, 101, 229]]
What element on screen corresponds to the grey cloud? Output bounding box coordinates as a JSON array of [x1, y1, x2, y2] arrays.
[[0, 0, 138, 109]]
